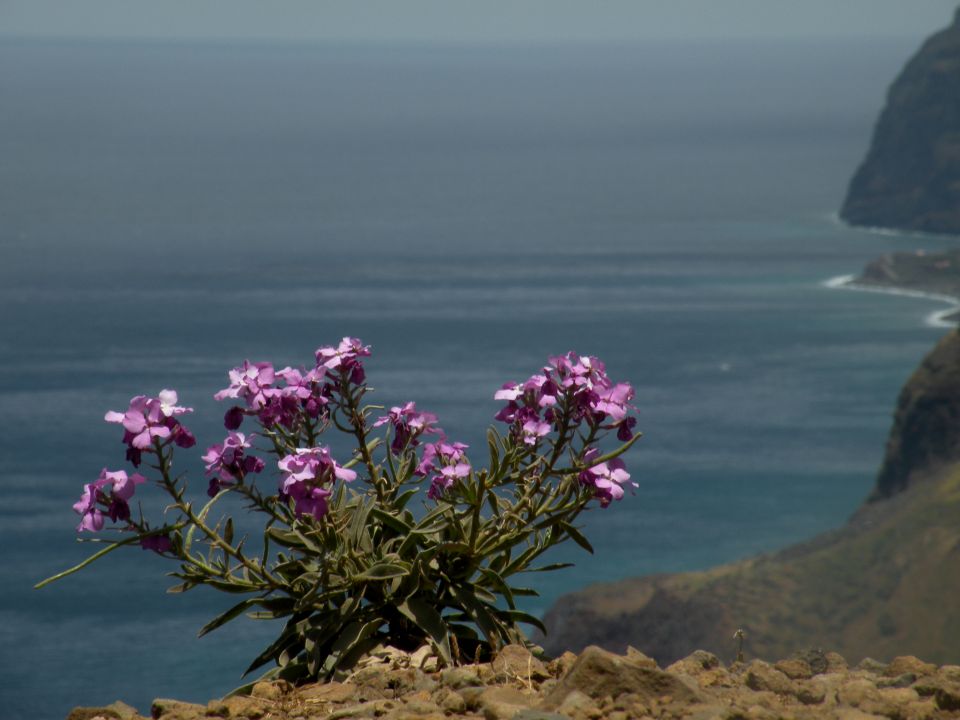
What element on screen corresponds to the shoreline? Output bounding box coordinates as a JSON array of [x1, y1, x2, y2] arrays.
[[822, 274, 960, 328]]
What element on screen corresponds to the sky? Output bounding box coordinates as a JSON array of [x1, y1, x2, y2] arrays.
[[2, 0, 958, 44]]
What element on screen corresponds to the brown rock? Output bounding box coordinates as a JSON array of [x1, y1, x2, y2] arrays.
[[625, 646, 659, 669], [825, 652, 849, 673], [542, 645, 703, 710], [775, 658, 813, 680], [478, 686, 538, 720], [433, 687, 466, 714], [205, 695, 267, 719], [553, 689, 601, 720], [903, 698, 939, 720], [491, 644, 550, 682], [885, 656, 938, 678], [837, 678, 881, 708], [834, 710, 887, 720], [149, 698, 207, 719], [666, 650, 721, 676], [743, 660, 796, 696], [546, 651, 578, 679], [297, 681, 358, 704], [327, 699, 398, 719], [856, 658, 888, 675], [439, 666, 483, 689], [793, 679, 827, 705], [934, 682, 960, 711]]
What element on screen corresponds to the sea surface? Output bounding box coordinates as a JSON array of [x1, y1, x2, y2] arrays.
[[2, 36, 959, 719]]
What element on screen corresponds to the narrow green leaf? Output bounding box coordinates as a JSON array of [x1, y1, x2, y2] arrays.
[[398, 597, 452, 665], [496, 609, 547, 635], [369, 507, 412, 535], [35, 536, 140, 589], [198, 598, 258, 637], [561, 522, 594, 554], [353, 562, 410, 582]]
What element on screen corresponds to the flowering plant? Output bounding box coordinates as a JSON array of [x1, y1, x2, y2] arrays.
[[39, 339, 640, 684]]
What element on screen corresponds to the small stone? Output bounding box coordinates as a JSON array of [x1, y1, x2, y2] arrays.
[[666, 650, 721, 676], [856, 658, 888, 675], [774, 658, 813, 680], [625, 647, 659, 669], [685, 703, 733, 719], [298, 681, 358, 704], [434, 688, 466, 714], [939, 665, 960, 683], [327, 699, 397, 719], [885, 656, 937, 678], [834, 709, 887, 720], [250, 682, 284, 702], [439, 667, 482, 689], [902, 699, 939, 720], [66, 709, 124, 720], [825, 652, 849, 673], [542, 645, 703, 709], [837, 679, 881, 708], [546, 651, 578, 678], [512, 711, 573, 720], [477, 686, 537, 720], [457, 686, 486, 711], [794, 679, 827, 705], [149, 698, 207, 719], [554, 689, 601, 720], [491, 644, 551, 682], [743, 660, 796, 696], [877, 673, 917, 688], [794, 648, 829, 675], [935, 683, 960, 711]]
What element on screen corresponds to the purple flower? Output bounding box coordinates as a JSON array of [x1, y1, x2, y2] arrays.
[[374, 402, 441, 454], [214, 361, 277, 410], [590, 382, 635, 423], [202, 432, 264, 497], [105, 392, 194, 463], [578, 450, 636, 508], [428, 462, 471, 500], [73, 469, 146, 532], [520, 419, 551, 446], [277, 446, 356, 520], [223, 406, 245, 430], [415, 439, 469, 477], [315, 337, 371, 384]]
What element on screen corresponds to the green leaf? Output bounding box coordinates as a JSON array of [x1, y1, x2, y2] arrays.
[[353, 562, 410, 582], [398, 597, 452, 665], [560, 522, 594, 554], [525, 562, 574, 573], [223, 518, 234, 546], [198, 598, 258, 637], [487, 428, 501, 478], [34, 535, 141, 589], [496, 609, 547, 635], [369, 507, 412, 535]]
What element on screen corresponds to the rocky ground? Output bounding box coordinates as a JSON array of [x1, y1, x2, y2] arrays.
[[68, 644, 960, 720]]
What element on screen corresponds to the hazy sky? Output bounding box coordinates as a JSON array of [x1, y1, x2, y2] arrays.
[[2, 0, 958, 43]]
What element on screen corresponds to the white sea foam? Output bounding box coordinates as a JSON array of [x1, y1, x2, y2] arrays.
[[822, 275, 960, 327]]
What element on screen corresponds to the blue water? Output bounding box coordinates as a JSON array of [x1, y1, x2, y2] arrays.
[[3, 36, 959, 718]]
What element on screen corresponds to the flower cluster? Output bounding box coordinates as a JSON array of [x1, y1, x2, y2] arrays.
[[495, 352, 637, 440], [374, 402, 442, 454], [415, 439, 471, 500], [73, 468, 146, 532], [202, 432, 265, 497], [578, 449, 637, 507], [278, 446, 357, 520], [105, 390, 196, 466], [215, 337, 372, 432]]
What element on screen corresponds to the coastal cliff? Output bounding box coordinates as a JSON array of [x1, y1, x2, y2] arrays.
[[542, 330, 960, 666], [840, 7, 960, 234]]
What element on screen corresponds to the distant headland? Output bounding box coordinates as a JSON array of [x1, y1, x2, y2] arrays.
[[841, 8, 960, 234]]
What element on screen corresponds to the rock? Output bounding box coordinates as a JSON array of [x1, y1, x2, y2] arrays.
[[491, 644, 550, 682], [541, 645, 703, 710], [477, 686, 537, 720], [553, 689, 601, 720], [432, 687, 466, 714], [774, 658, 813, 680], [66, 704, 146, 720], [934, 682, 960, 711], [794, 648, 829, 676], [885, 656, 937, 678], [327, 699, 398, 719], [149, 698, 207, 719], [625, 646, 658, 669], [837, 678, 882, 708], [743, 660, 796, 696], [546, 651, 578, 679], [439, 666, 483, 689], [856, 658, 888, 675], [205, 695, 269, 719], [877, 673, 917, 688], [250, 681, 285, 702], [297, 681, 358, 704], [825, 652, 849, 673], [666, 650, 721, 676], [512, 711, 573, 720]]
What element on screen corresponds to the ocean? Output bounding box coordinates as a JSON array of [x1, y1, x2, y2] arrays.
[[2, 35, 958, 718]]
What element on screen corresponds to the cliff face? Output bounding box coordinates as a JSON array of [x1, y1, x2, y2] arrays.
[[840, 8, 960, 234], [542, 331, 960, 666], [872, 329, 960, 499]]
